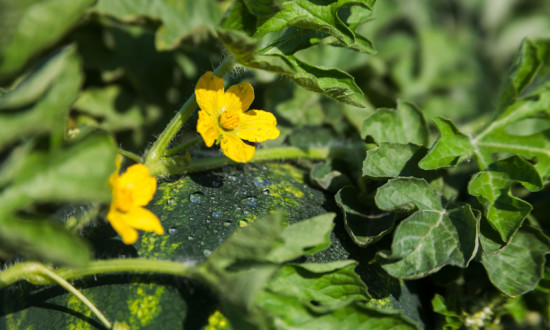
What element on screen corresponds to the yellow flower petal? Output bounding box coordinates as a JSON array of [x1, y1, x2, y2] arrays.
[[235, 110, 280, 142], [121, 207, 164, 235], [117, 164, 157, 207], [195, 72, 225, 116], [107, 208, 139, 245], [221, 133, 255, 163], [223, 81, 254, 113], [197, 109, 220, 147]]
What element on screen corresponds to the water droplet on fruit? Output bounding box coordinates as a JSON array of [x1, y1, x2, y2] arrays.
[[211, 210, 223, 218], [223, 221, 232, 227], [262, 188, 270, 195], [203, 249, 212, 257], [253, 176, 270, 187], [187, 235, 194, 241], [240, 197, 258, 207], [168, 227, 178, 235], [189, 192, 204, 203], [167, 198, 176, 206]]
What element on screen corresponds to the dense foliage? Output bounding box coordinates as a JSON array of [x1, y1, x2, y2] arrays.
[[2, 0, 550, 328]]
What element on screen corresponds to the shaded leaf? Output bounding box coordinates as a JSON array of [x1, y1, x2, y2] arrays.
[[0, 214, 91, 267], [432, 294, 462, 330], [362, 100, 429, 146], [310, 162, 352, 192], [0, 0, 95, 82], [0, 46, 83, 149], [375, 178, 479, 279], [335, 186, 394, 246], [481, 226, 550, 297]]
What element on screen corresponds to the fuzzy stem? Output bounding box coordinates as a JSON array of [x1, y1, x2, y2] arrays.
[[118, 148, 142, 163], [164, 136, 202, 157], [144, 56, 235, 169]]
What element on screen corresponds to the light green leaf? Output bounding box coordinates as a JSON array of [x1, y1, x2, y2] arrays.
[[481, 226, 550, 297], [0, 214, 91, 267], [418, 117, 473, 170], [335, 186, 394, 246], [375, 178, 479, 279], [0, 0, 95, 81], [362, 100, 429, 146], [0, 46, 83, 149], [468, 156, 543, 244], [92, 0, 222, 50], [363, 143, 436, 179], [0, 133, 117, 212]]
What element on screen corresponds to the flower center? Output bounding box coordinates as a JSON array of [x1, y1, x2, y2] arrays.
[[115, 186, 133, 212], [219, 110, 240, 130]]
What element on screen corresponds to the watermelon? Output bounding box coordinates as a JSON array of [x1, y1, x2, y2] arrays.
[[0, 163, 424, 329]]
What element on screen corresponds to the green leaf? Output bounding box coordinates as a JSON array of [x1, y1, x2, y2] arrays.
[[92, 0, 222, 50], [431, 294, 463, 330], [468, 156, 543, 244], [256, 262, 417, 329], [481, 226, 550, 297], [375, 178, 479, 279], [0, 0, 95, 82], [0, 133, 117, 212], [363, 143, 435, 179], [0, 214, 91, 267], [200, 213, 336, 329], [218, 0, 377, 106], [335, 186, 394, 246], [0, 46, 83, 149], [73, 85, 146, 132], [310, 162, 352, 192], [418, 117, 473, 170], [362, 101, 429, 146]]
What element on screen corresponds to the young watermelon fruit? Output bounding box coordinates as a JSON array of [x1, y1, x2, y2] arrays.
[[0, 163, 425, 329]]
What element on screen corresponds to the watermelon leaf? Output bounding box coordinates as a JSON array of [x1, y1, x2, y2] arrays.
[[375, 178, 479, 279]]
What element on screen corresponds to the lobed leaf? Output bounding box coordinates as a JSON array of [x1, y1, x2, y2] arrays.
[[481, 226, 550, 297], [218, 0, 377, 106], [375, 178, 479, 279], [363, 143, 434, 179]]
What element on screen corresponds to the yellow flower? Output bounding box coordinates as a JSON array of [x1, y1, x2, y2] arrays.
[[107, 156, 164, 244], [195, 71, 280, 162]]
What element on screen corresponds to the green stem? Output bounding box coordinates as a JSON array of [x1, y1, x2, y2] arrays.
[[164, 136, 202, 157], [154, 145, 352, 176], [118, 148, 142, 163], [144, 56, 236, 168], [1, 262, 112, 329]]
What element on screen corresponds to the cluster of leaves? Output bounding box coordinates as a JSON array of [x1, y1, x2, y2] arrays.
[[2, 0, 550, 329]]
